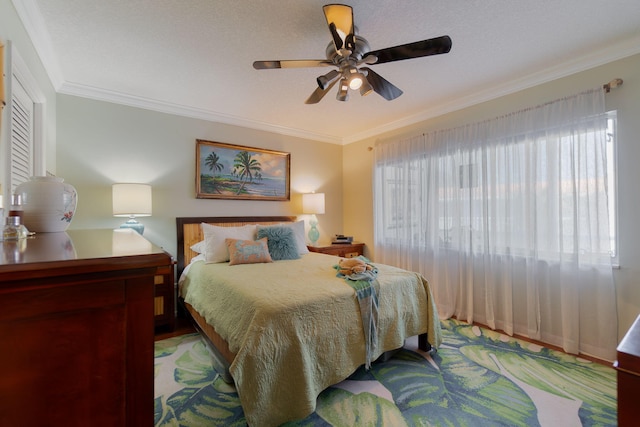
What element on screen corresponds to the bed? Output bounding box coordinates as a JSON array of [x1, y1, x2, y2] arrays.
[[176, 216, 441, 427]]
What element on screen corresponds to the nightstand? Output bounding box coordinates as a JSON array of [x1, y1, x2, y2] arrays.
[[307, 242, 365, 258], [154, 260, 175, 332]]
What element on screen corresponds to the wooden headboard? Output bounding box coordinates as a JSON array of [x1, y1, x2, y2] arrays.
[[175, 216, 297, 276]]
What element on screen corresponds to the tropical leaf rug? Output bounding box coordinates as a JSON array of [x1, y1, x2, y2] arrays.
[[154, 319, 617, 426]]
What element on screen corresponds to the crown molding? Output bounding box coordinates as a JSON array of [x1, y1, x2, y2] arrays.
[[344, 34, 640, 144], [57, 82, 344, 145], [13, 0, 342, 145], [12, 0, 65, 90], [15, 0, 640, 146]]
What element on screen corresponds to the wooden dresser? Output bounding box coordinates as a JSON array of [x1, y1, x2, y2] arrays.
[[615, 314, 640, 426], [0, 229, 172, 427]]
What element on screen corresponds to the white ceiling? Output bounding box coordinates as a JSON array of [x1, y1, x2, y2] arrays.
[[14, 0, 640, 144]]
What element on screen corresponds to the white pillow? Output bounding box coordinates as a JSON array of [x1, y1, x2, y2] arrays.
[[257, 221, 309, 255], [190, 241, 205, 254], [202, 223, 257, 263], [289, 220, 310, 254]]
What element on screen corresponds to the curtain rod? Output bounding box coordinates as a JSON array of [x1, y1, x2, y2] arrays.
[[603, 78, 623, 93], [368, 78, 625, 151]]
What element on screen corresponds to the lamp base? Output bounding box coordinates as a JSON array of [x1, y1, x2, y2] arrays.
[[308, 216, 319, 246], [119, 218, 144, 235]]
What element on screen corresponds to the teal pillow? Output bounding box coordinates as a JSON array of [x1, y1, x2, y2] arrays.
[[256, 226, 300, 261]]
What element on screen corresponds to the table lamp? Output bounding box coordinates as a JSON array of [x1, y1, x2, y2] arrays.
[[112, 183, 152, 235]]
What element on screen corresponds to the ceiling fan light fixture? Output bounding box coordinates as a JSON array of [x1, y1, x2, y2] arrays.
[[348, 74, 363, 90], [359, 78, 373, 96], [345, 66, 364, 90], [317, 69, 340, 89], [337, 79, 349, 101]]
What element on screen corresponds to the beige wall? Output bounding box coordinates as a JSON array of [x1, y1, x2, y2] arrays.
[[56, 95, 344, 258], [344, 53, 640, 343]]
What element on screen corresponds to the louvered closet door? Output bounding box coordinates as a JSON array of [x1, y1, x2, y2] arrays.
[[10, 79, 34, 192]]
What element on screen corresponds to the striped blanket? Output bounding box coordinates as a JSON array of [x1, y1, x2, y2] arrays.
[[334, 256, 379, 369]]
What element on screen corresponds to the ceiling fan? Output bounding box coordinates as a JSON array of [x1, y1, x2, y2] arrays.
[[252, 4, 452, 104]]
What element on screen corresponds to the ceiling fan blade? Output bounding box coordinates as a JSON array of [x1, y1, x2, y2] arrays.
[[367, 35, 452, 65], [305, 78, 339, 104], [253, 60, 333, 70], [323, 4, 355, 52], [361, 67, 403, 101]]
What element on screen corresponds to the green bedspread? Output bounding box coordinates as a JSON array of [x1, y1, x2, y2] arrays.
[[181, 252, 441, 427]]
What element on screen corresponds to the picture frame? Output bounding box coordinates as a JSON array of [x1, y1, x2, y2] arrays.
[[196, 139, 290, 201]]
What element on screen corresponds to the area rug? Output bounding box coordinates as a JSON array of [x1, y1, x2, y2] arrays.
[[154, 319, 617, 426]]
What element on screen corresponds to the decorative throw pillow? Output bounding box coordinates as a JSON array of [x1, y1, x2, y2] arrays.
[[256, 226, 300, 261], [202, 223, 257, 263], [257, 220, 309, 255], [226, 237, 273, 265]]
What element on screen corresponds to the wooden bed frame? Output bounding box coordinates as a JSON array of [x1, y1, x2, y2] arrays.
[[176, 216, 297, 382], [175, 216, 432, 383]]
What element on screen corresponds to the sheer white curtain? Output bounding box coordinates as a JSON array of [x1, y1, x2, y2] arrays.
[[374, 88, 617, 360]]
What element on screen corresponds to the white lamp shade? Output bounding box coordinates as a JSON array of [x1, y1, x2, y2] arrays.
[[112, 183, 152, 217], [302, 192, 325, 214]]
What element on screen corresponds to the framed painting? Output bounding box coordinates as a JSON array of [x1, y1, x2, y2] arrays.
[[196, 139, 290, 201]]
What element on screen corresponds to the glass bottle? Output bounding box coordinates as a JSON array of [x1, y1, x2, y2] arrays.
[[9, 194, 24, 222], [3, 216, 21, 241]]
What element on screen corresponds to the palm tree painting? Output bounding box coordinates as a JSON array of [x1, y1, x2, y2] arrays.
[[196, 139, 290, 201], [205, 152, 224, 175], [232, 151, 262, 195], [203, 152, 225, 193]]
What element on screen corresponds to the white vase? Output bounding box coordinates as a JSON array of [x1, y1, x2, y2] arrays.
[[15, 176, 78, 232]]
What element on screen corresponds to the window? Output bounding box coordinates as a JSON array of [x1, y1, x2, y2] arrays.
[[373, 89, 618, 360], [376, 110, 617, 264]]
